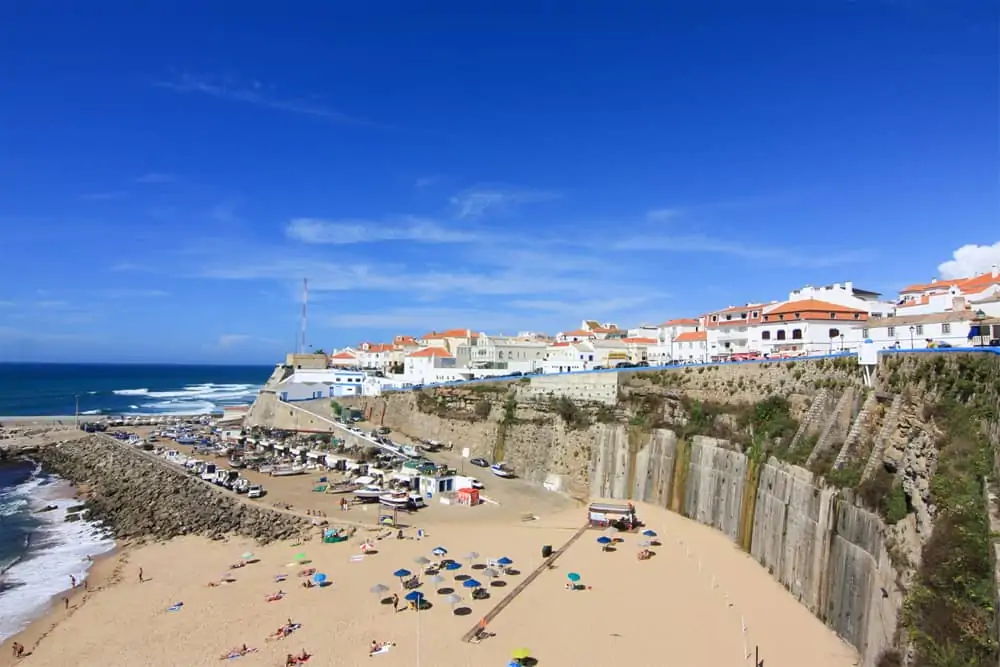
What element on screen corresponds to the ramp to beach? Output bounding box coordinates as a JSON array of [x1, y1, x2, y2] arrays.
[[461, 523, 589, 642]]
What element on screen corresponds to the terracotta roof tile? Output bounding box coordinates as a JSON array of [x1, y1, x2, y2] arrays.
[[674, 331, 707, 342], [407, 347, 453, 358]]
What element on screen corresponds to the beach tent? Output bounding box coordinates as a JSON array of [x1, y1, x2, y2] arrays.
[[456, 487, 480, 506]]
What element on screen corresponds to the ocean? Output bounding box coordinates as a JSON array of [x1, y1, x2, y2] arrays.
[[0, 362, 272, 417], [0, 462, 115, 641]]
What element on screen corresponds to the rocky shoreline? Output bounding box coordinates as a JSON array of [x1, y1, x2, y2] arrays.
[[30, 435, 311, 544]]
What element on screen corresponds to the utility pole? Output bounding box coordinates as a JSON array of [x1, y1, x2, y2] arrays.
[[75, 394, 80, 430]]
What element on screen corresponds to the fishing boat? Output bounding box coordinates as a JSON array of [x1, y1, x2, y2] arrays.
[[378, 491, 425, 509], [353, 484, 383, 502], [227, 457, 246, 469], [325, 482, 360, 494], [270, 465, 306, 477], [490, 462, 515, 478]]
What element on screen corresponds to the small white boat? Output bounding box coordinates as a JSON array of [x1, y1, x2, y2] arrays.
[[270, 465, 306, 477], [490, 462, 515, 478], [353, 484, 383, 501], [378, 491, 425, 509]]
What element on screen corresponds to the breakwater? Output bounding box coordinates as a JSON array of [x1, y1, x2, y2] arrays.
[[31, 435, 310, 543], [590, 425, 897, 666]]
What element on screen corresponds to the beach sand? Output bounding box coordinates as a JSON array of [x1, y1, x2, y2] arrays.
[[0, 494, 858, 667]]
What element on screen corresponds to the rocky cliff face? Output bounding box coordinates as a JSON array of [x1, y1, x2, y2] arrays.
[[35, 435, 310, 543]]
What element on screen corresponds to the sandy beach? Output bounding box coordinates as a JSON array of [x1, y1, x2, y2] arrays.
[[1, 484, 858, 667]]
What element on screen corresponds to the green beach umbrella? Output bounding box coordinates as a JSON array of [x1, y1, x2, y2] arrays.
[[511, 648, 531, 660], [294, 552, 308, 561], [241, 552, 254, 560]]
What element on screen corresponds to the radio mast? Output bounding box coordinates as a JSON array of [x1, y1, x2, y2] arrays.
[[299, 278, 309, 354]]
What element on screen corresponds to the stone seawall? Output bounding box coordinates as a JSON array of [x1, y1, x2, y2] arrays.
[[34, 435, 311, 543], [589, 427, 897, 666]]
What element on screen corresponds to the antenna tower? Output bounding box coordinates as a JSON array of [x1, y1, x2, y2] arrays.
[[300, 278, 309, 353]]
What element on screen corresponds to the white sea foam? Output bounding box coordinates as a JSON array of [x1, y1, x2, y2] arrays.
[[80, 409, 100, 415], [112, 388, 149, 396], [0, 477, 115, 642]]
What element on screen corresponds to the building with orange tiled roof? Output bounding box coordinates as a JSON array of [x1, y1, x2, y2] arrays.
[[894, 266, 1000, 317], [403, 346, 463, 385], [327, 348, 359, 368]]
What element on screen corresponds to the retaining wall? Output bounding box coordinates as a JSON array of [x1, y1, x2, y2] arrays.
[[591, 426, 896, 666]]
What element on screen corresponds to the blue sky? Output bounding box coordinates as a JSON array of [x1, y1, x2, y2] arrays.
[[1, 1, 997, 364]]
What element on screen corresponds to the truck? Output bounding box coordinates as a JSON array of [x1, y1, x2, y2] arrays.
[[247, 485, 265, 499]]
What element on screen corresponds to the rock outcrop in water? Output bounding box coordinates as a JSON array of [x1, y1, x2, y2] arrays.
[[34, 435, 310, 544]]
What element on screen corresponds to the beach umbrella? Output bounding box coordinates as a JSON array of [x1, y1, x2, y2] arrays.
[[442, 593, 462, 608], [444, 561, 462, 571], [463, 552, 479, 562], [597, 536, 612, 545], [393, 568, 412, 583], [432, 546, 448, 556], [496, 557, 513, 566], [511, 648, 532, 660], [482, 568, 500, 579], [293, 552, 308, 561], [462, 578, 481, 589], [241, 551, 254, 560], [404, 591, 424, 603], [312, 573, 327, 585], [639, 540, 652, 548], [642, 529, 657, 537], [603, 526, 619, 536], [414, 556, 431, 566], [428, 574, 445, 585], [567, 572, 581, 582], [370, 583, 389, 595]]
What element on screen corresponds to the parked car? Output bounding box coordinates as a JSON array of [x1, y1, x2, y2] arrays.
[[470, 457, 490, 468], [468, 478, 485, 489]]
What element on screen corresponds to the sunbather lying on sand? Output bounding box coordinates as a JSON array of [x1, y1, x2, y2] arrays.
[[267, 622, 301, 641], [230, 561, 247, 569], [284, 649, 311, 665], [219, 644, 257, 660], [369, 640, 395, 656], [266, 591, 286, 602], [637, 549, 653, 561], [298, 568, 316, 577]]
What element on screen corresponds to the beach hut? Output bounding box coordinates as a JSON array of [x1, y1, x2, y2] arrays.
[[455, 487, 480, 507]]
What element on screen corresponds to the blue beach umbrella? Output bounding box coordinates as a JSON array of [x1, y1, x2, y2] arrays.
[[393, 568, 412, 582], [313, 573, 327, 585], [567, 572, 581, 582], [597, 536, 612, 545], [404, 591, 425, 602], [496, 557, 513, 566], [642, 529, 657, 537], [462, 578, 482, 589], [444, 561, 462, 571]]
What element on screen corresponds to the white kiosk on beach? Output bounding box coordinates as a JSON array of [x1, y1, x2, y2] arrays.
[[858, 338, 878, 388]]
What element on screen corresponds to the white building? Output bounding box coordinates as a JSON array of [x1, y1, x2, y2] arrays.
[[455, 333, 548, 373], [670, 331, 709, 362], [864, 310, 1000, 350], [327, 349, 359, 368], [275, 369, 367, 401], [356, 342, 395, 370], [704, 304, 767, 360], [645, 318, 704, 363], [541, 342, 592, 373], [404, 347, 460, 385], [787, 282, 895, 319], [757, 299, 869, 356], [895, 268, 1000, 316]]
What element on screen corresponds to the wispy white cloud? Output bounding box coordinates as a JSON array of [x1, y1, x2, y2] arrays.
[[82, 191, 128, 201], [219, 334, 250, 348], [938, 241, 1000, 279], [156, 74, 387, 129], [286, 217, 478, 245], [612, 234, 873, 268], [135, 172, 176, 184], [449, 185, 561, 219]]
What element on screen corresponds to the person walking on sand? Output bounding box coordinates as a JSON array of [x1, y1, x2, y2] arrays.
[[63, 596, 69, 610], [138, 567, 144, 583], [69, 574, 76, 588], [391, 593, 400, 612]]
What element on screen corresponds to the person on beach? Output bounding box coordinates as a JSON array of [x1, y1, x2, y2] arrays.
[[391, 593, 399, 612], [64, 596, 69, 610], [11, 641, 23, 658], [138, 567, 144, 583], [69, 574, 76, 588]]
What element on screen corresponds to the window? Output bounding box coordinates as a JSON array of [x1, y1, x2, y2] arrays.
[[828, 328, 840, 338], [915, 325, 923, 335], [711, 315, 718, 322], [776, 331, 786, 341], [792, 329, 803, 340], [941, 323, 951, 335], [830, 312, 837, 319], [887, 326, 895, 337], [751, 311, 759, 318], [761, 331, 771, 340], [861, 328, 869, 337]]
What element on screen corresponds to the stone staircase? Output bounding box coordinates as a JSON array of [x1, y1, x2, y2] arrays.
[[806, 387, 856, 467], [833, 392, 879, 470], [788, 388, 830, 453], [861, 393, 905, 482]]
